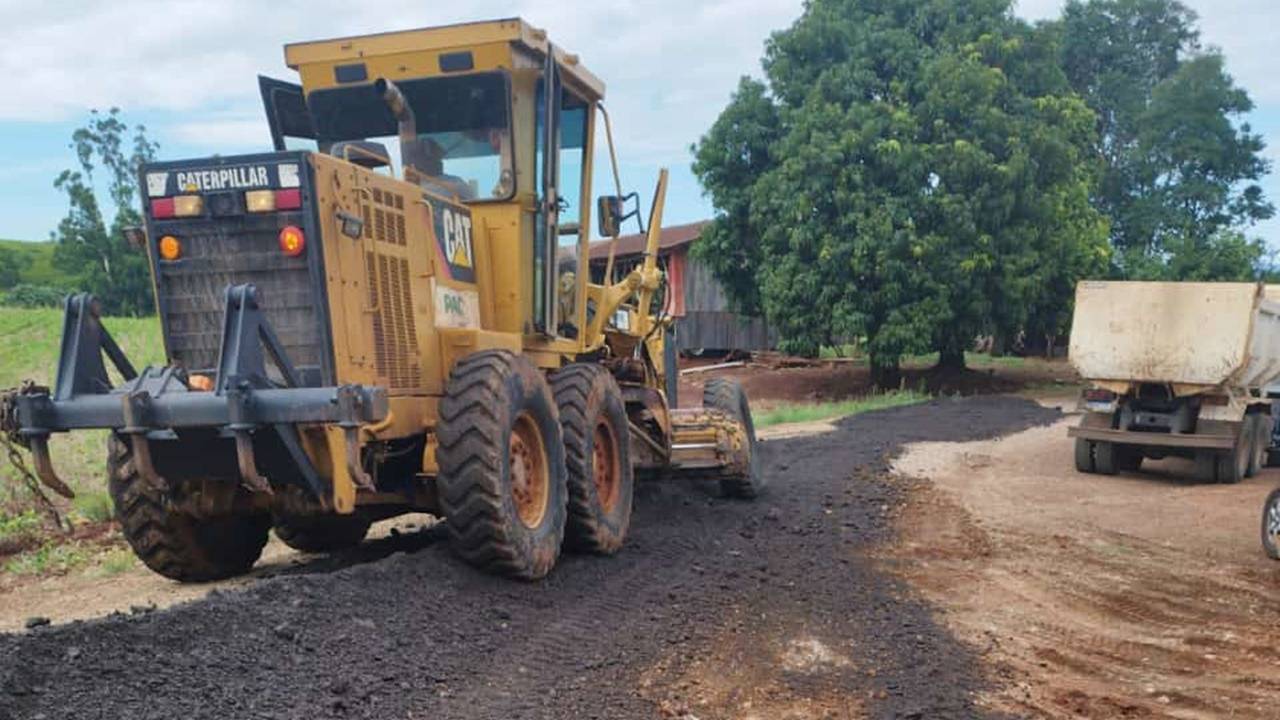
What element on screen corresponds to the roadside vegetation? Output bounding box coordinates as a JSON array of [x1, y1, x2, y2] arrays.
[[0, 306, 163, 578], [693, 0, 1274, 384], [754, 391, 929, 428]]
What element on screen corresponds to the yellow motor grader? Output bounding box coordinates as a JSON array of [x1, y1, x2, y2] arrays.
[[1, 19, 763, 581]]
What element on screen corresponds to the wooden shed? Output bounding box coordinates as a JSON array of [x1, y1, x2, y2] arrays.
[[588, 222, 775, 352]]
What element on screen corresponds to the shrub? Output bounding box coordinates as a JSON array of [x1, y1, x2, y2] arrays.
[[2, 284, 66, 309]]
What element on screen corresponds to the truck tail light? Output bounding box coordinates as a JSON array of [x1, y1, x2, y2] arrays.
[[1083, 388, 1116, 403], [246, 189, 303, 213], [278, 226, 305, 257]]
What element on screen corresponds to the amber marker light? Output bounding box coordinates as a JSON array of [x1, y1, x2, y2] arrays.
[[279, 225, 305, 257], [158, 235, 182, 261], [187, 374, 214, 392]]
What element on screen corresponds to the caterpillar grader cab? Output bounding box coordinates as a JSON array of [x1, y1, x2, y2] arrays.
[[0, 19, 763, 581]]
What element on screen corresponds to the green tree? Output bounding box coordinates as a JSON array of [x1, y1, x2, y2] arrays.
[[0, 249, 27, 289], [694, 0, 1108, 382], [1058, 0, 1272, 277], [51, 109, 158, 316]]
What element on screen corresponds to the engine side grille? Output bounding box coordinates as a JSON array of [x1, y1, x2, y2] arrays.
[[361, 188, 422, 389]]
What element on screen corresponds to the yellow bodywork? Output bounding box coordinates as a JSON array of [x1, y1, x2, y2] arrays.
[[279, 19, 679, 511]]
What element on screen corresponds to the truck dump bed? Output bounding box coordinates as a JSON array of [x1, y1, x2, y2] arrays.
[[1069, 281, 1280, 392]]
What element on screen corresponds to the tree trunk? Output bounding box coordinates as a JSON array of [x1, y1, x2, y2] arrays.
[[937, 344, 966, 370], [870, 356, 901, 390]]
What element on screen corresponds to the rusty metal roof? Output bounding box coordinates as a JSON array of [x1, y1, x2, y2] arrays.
[[587, 221, 709, 263]]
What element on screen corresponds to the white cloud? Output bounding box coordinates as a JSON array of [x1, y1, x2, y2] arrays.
[[0, 0, 802, 172]]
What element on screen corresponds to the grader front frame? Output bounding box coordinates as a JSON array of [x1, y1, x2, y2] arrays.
[[1, 18, 764, 582]]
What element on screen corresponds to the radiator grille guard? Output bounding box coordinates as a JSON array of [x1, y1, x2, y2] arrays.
[[142, 152, 333, 387]]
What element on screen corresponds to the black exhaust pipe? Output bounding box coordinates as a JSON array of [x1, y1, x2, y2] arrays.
[[375, 78, 425, 176]]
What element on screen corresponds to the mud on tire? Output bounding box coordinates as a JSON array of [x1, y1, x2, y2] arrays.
[[108, 436, 270, 582], [552, 364, 634, 554], [274, 513, 372, 553], [703, 377, 765, 498], [436, 350, 568, 580]]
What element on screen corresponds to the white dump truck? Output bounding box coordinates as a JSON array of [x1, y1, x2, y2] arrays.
[[1068, 281, 1280, 484]]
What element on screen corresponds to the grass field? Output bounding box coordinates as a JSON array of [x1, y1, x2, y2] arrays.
[[0, 307, 164, 519], [753, 390, 929, 428]]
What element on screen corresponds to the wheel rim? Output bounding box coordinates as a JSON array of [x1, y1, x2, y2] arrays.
[[1268, 498, 1280, 542], [592, 419, 621, 513], [509, 412, 550, 529]]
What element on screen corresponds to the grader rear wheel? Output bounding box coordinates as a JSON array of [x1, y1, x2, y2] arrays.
[[552, 364, 634, 554], [436, 350, 568, 580], [704, 378, 765, 498], [108, 436, 270, 582]]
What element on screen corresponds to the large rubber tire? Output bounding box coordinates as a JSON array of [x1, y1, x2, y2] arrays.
[[1247, 414, 1268, 478], [1194, 452, 1219, 483], [703, 378, 765, 498], [1216, 432, 1250, 485], [1074, 439, 1095, 474], [551, 364, 634, 554], [1094, 441, 1118, 476], [274, 513, 372, 553], [437, 350, 568, 580], [1262, 487, 1280, 560], [107, 436, 270, 582]]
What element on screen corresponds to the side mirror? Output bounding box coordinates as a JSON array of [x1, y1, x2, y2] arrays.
[[597, 196, 624, 238]]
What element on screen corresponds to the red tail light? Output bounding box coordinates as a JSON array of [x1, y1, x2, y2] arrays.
[[274, 189, 302, 210], [1083, 388, 1117, 403], [152, 198, 176, 219]]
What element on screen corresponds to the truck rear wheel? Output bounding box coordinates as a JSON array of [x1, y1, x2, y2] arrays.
[[274, 513, 371, 553], [1247, 414, 1268, 478], [437, 351, 568, 580], [1093, 441, 1118, 476], [1074, 439, 1095, 473], [704, 378, 765, 498], [108, 436, 270, 582], [1262, 487, 1280, 560], [1216, 433, 1250, 485], [551, 364, 634, 554]]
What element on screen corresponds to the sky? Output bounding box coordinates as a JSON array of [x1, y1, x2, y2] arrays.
[[0, 0, 1277, 248]]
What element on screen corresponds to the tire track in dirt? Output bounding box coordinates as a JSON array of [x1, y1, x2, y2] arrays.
[[0, 397, 1058, 720]]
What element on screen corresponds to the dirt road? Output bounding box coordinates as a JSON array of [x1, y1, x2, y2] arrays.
[[0, 397, 1056, 720], [890, 414, 1280, 718]]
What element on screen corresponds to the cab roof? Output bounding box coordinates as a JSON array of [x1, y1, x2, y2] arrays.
[[283, 18, 605, 100]]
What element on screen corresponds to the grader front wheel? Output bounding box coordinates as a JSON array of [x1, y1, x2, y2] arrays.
[[704, 378, 765, 499], [108, 436, 270, 582], [436, 351, 568, 580]]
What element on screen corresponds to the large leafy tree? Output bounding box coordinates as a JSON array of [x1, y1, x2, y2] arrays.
[[694, 0, 1108, 382], [51, 109, 158, 316], [1058, 0, 1273, 277]]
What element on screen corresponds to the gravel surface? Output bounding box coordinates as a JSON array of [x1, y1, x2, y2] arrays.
[[0, 396, 1059, 720]]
